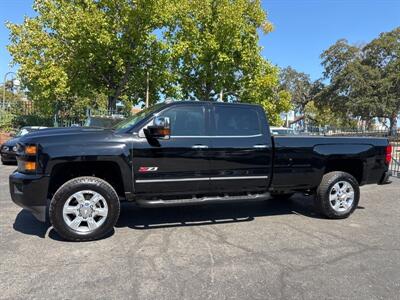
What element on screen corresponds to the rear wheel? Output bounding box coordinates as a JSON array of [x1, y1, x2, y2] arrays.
[[49, 176, 120, 241], [315, 171, 360, 219]]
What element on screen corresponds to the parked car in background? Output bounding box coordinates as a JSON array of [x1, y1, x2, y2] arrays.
[[270, 126, 296, 136], [84, 116, 125, 128], [1, 126, 47, 164]]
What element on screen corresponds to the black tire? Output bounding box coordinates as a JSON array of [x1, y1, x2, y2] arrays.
[[49, 176, 120, 241], [271, 193, 294, 201], [315, 171, 360, 219]]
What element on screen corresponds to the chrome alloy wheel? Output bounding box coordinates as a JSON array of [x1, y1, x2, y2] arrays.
[[329, 181, 355, 213], [62, 190, 108, 233]]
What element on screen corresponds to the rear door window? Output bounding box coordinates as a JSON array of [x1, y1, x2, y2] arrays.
[[214, 106, 261, 136]]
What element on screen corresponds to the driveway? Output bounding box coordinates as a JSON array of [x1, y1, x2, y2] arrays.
[[1, 164, 399, 299]]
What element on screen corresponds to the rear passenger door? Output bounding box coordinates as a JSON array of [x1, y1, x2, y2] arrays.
[[208, 104, 272, 194]]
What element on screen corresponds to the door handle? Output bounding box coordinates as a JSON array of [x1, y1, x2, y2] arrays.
[[192, 145, 209, 149], [253, 144, 268, 148]]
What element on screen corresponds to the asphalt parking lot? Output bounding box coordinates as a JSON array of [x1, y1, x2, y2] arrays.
[[1, 164, 399, 299]]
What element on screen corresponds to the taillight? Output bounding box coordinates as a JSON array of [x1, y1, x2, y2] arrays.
[[385, 144, 392, 165]]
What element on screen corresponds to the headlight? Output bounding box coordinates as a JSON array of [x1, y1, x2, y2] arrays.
[[12, 146, 17, 152], [17, 160, 37, 173], [16, 144, 39, 173], [23, 161, 37, 172], [2, 146, 9, 151], [25, 145, 37, 155]]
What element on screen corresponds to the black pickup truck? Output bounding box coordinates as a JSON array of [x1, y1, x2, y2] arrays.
[[9, 101, 392, 241]]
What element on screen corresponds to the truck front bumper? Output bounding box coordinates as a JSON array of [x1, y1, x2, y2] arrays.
[[9, 171, 50, 222]]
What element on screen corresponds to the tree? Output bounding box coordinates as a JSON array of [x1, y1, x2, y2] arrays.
[[241, 59, 291, 125], [320, 28, 400, 133], [163, 0, 289, 124], [320, 39, 379, 127], [7, 0, 173, 115], [8, 0, 290, 123], [164, 0, 274, 102], [279, 66, 313, 113], [363, 27, 400, 133]]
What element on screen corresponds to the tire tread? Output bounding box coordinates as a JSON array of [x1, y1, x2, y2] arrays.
[[315, 171, 360, 219], [49, 176, 120, 242]]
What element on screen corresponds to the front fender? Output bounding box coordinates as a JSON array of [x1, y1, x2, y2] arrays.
[[40, 141, 133, 195]]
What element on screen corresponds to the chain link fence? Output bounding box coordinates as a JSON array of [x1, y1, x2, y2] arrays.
[[0, 100, 131, 129]]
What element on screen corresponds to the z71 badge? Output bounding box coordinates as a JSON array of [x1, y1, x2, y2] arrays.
[[138, 167, 158, 172]]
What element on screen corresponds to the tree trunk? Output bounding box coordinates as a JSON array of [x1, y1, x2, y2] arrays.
[[365, 118, 373, 131], [107, 62, 133, 111], [389, 112, 398, 136], [108, 95, 117, 112]]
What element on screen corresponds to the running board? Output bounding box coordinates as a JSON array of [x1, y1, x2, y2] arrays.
[[136, 192, 271, 207]]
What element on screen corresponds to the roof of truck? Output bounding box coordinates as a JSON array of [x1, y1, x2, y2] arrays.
[[161, 100, 260, 107]]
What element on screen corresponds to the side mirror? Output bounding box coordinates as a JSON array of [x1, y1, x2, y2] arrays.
[[145, 116, 171, 139]]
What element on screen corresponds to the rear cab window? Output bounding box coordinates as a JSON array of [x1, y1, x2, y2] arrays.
[[214, 105, 262, 136]]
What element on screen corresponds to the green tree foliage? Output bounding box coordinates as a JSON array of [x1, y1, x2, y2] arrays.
[[7, 0, 173, 116], [279, 66, 314, 113], [363, 27, 400, 132], [279, 66, 355, 127], [304, 100, 356, 128], [8, 0, 290, 124], [164, 0, 289, 123], [165, 0, 272, 100], [320, 28, 400, 132], [242, 60, 291, 125], [0, 110, 15, 132]]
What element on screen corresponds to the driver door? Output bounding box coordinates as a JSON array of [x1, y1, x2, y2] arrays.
[[132, 103, 212, 198]]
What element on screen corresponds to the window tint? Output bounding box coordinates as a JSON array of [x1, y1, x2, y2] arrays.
[[215, 106, 261, 136], [160, 105, 206, 136]]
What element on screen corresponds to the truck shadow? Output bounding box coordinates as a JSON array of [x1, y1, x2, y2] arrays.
[[115, 194, 321, 230], [13, 194, 360, 240], [13, 209, 50, 238]]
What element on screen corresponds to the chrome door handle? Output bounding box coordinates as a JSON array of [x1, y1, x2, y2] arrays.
[[192, 145, 209, 149], [253, 144, 268, 148]]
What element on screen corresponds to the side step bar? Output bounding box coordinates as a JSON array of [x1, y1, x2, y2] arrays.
[[136, 192, 271, 208]]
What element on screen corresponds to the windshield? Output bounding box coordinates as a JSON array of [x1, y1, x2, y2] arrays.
[[113, 104, 163, 131], [16, 128, 32, 137], [85, 117, 121, 128]]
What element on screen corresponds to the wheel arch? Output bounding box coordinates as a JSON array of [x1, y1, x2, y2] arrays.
[[323, 159, 364, 184], [47, 161, 128, 200]]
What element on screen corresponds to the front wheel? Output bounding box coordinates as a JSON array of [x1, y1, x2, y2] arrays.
[[49, 176, 120, 241], [315, 171, 360, 219]]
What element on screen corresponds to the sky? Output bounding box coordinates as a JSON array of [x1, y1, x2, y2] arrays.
[[0, 0, 399, 82], [261, 0, 400, 80]]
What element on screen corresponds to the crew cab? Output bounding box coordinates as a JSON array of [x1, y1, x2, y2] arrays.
[[9, 101, 392, 241]]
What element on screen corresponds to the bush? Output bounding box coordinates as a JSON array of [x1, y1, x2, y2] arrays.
[[14, 114, 54, 128], [0, 111, 16, 132]]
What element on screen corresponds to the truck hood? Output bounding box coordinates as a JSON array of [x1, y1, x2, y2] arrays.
[[2, 137, 20, 147], [18, 127, 118, 145]]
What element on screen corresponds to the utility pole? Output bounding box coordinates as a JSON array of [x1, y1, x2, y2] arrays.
[[2, 72, 17, 110], [145, 70, 150, 108]]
